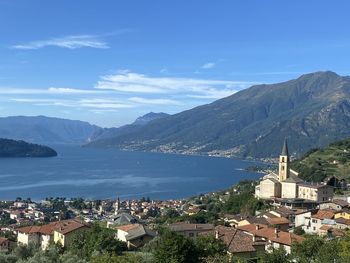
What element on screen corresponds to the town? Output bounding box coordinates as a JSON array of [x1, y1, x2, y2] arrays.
[[0, 140, 350, 262]]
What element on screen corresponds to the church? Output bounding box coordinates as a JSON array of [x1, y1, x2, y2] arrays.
[[255, 140, 334, 203]]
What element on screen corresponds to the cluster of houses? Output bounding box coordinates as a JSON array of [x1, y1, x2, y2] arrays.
[[0, 140, 350, 261]]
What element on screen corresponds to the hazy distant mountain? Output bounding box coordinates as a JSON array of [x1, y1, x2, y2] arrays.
[[88, 71, 350, 158], [91, 112, 170, 141], [0, 138, 57, 157], [0, 116, 101, 144]]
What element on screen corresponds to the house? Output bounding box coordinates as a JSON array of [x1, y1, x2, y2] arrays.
[[212, 225, 266, 260], [116, 224, 156, 249], [0, 237, 10, 251], [269, 206, 306, 225], [266, 217, 290, 232], [334, 208, 350, 220], [334, 217, 350, 230], [319, 199, 349, 211], [53, 219, 89, 248], [303, 210, 335, 234], [294, 210, 312, 228], [298, 184, 333, 202], [222, 214, 249, 227], [238, 224, 304, 254], [169, 222, 214, 238], [17, 222, 60, 250], [319, 225, 346, 238], [106, 212, 137, 228]]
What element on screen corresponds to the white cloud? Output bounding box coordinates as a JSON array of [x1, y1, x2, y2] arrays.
[[11, 98, 135, 109], [12, 34, 109, 50], [95, 70, 255, 99], [201, 62, 216, 69], [128, 97, 181, 105], [0, 87, 106, 95]]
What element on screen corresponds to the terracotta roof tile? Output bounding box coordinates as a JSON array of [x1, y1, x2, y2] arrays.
[[117, 224, 140, 232], [267, 217, 290, 225], [238, 224, 304, 246], [53, 219, 88, 235], [312, 210, 335, 220]]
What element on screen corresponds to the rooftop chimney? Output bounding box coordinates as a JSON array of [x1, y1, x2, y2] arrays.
[[274, 228, 279, 238], [215, 230, 219, 239], [255, 224, 260, 230]]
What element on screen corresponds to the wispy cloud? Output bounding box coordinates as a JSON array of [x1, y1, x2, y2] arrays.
[[96, 70, 255, 99], [0, 87, 105, 95], [201, 62, 216, 69], [10, 98, 135, 109], [128, 97, 180, 105], [12, 34, 109, 50]]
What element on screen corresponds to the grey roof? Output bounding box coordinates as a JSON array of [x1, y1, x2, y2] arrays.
[[283, 175, 303, 183], [281, 139, 289, 156], [112, 212, 137, 225], [169, 223, 214, 232], [125, 225, 156, 241]]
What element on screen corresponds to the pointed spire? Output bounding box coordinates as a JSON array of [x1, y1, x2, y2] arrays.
[[281, 138, 289, 156]]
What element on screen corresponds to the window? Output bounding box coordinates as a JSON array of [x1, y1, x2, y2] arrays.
[[313, 227, 316, 231], [282, 157, 285, 162]]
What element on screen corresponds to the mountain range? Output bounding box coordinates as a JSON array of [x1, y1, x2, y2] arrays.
[[2, 71, 350, 158], [0, 116, 101, 144], [91, 112, 170, 141], [0, 113, 169, 145], [88, 71, 350, 158]]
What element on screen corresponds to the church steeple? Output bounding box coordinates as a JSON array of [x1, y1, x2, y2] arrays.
[[281, 139, 289, 156], [278, 139, 290, 182]]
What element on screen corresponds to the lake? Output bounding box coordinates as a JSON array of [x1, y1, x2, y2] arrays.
[[0, 145, 262, 201]]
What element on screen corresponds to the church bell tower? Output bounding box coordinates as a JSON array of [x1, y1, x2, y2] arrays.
[[278, 139, 290, 182]]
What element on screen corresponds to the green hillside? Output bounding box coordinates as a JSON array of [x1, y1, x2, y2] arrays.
[[0, 138, 57, 157], [291, 138, 350, 182]]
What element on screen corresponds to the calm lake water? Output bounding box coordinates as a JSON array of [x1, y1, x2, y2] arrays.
[[0, 145, 262, 201]]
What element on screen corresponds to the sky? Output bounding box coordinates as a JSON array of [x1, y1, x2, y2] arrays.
[[1, 0, 350, 127]]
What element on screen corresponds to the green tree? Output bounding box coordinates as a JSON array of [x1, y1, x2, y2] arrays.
[[153, 230, 199, 263], [68, 224, 127, 260], [259, 247, 291, 263], [292, 235, 324, 263], [195, 234, 227, 259], [314, 239, 340, 263]]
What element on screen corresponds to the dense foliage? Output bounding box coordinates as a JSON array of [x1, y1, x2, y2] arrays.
[[0, 138, 57, 157], [291, 137, 350, 182]]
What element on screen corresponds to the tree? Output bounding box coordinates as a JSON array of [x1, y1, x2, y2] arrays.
[[259, 247, 291, 263], [314, 239, 340, 263], [68, 224, 127, 260], [195, 234, 227, 259], [338, 231, 350, 262], [153, 230, 199, 263], [292, 235, 324, 263]]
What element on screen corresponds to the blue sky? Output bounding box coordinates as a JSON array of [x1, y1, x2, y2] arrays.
[[1, 0, 350, 127]]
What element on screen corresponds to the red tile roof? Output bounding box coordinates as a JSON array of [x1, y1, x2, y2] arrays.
[[267, 217, 290, 225], [214, 226, 261, 254], [238, 224, 304, 246], [312, 210, 335, 220], [17, 219, 87, 236], [53, 219, 88, 235]]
